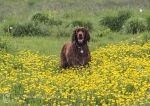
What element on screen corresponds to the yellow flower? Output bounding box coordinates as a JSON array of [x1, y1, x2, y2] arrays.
[[0, 41, 150, 105]]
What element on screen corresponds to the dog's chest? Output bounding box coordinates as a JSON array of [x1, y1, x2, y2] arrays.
[[67, 45, 89, 66], [77, 47, 84, 54], [76, 49, 88, 65], [76, 47, 86, 55]]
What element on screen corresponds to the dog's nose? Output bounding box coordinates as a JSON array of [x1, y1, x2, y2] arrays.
[[79, 34, 83, 39]]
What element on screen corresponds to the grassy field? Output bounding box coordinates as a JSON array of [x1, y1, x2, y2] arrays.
[[0, 0, 150, 54], [0, 0, 150, 56], [1, 32, 135, 55], [0, 38, 150, 106], [0, 0, 150, 106]]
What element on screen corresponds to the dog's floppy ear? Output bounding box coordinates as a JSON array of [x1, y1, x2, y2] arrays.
[[84, 28, 90, 42], [72, 28, 77, 42]]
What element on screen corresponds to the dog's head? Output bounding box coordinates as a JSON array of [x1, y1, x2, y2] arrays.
[[72, 27, 90, 45]]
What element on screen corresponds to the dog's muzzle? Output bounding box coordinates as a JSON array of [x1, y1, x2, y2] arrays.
[[78, 39, 84, 43]]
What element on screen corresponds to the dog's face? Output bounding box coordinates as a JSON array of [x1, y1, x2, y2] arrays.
[[72, 27, 90, 45]]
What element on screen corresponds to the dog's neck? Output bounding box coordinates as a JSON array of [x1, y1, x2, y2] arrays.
[[73, 41, 87, 54], [73, 41, 85, 47]]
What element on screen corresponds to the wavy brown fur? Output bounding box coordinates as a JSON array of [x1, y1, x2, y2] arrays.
[[60, 27, 91, 69]]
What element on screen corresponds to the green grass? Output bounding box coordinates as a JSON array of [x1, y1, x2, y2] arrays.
[[1, 32, 135, 56], [0, 99, 19, 106], [0, 0, 150, 105], [1, 36, 69, 55], [0, 0, 150, 56]]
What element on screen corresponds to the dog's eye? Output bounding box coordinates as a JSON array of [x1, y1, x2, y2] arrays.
[[76, 30, 79, 33], [81, 30, 85, 34]]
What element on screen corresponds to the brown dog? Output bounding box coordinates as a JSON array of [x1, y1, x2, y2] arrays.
[[60, 27, 91, 69]]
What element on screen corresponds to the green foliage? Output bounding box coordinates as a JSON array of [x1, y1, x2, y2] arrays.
[[2, 20, 17, 33], [48, 18, 62, 26], [69, 20, 93, 31], [32, 13, 49, 24], [147, 16, 150, 31], [12, 22, 49, 36], [143, 34, 150, 42], [32, 13, 62, 26], [56, 28, 71, 38], [3, 24, 15, 33], [95, 27, 111, 38], [100, 10, 131, 31], [125, 84, 135, 93], [100, 16, 116, 31], [0, 37, 8, 50], [124, 17, 147, 34], [117, 10, 131, 20]]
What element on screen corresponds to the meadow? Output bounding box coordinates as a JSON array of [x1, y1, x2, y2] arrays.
[[0, 0, 150, 55], [0, 36, 150, 106], [0, 0, 150, 105]]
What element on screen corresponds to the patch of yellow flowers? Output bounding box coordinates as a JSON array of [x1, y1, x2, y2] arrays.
[[0, 41, 150, 106]]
